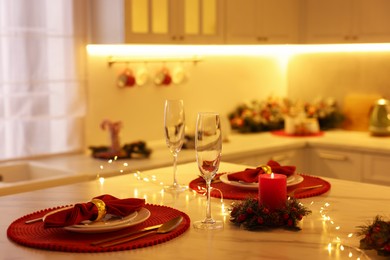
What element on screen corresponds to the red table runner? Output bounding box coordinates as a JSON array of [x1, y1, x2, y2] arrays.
[[7, 204, 190, 253], [189, 174, 331, 200]]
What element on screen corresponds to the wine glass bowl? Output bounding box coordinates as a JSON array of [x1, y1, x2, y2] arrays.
[[193, 112, 223, 230], [163, 99, 187, 192]]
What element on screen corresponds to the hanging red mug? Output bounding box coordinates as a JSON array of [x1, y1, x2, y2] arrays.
[[117, 68, 136, 88], [154, 67, 172, 86]]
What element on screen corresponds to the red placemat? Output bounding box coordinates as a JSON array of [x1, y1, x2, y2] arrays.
[[7, 204, 190, 253], [271, 130, 325, 137], [189, 174, 331, 200]]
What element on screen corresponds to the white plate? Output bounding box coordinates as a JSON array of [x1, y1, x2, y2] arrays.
[[219, 173, 304, 190], [70, 211, 138, 229], [64, 208, 151, 233]]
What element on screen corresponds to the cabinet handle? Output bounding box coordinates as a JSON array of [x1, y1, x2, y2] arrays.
[[318, 152, 348, 161], [257, 36, 268, 41]]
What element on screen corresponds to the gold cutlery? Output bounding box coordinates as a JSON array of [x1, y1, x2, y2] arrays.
[[25, 206, 73, 224], [99, 216, 183, 248], [287, 184, 323, 197], [90, 223, 163, 245]]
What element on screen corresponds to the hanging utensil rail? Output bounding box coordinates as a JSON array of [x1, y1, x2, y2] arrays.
[[107, 55, 202, 67]]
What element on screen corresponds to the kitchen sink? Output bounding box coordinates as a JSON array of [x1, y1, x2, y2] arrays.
[[0, 162, 74, 183], [0, 162, 88, 196]]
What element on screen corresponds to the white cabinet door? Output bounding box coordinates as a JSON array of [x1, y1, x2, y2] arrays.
[[356, 0, 390, 43], [363, 153, 390, 186], [89, 0, 224, 44], [225, 0, 300, 44], [126, 0, 224, 44], [175, 0, 224, 44], [308, 148, 363, 181], [304, 0, 354, 43], [304, 0, 390, 43]]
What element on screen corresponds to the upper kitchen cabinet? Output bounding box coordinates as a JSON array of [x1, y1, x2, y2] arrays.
[[89, 0, 224, 44], [304, 0, 390, 43], [225, 0, 301, 44]]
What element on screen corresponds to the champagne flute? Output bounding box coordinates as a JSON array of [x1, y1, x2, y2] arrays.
[[164, 99, 187, 192], [193, 112, 223, 230]]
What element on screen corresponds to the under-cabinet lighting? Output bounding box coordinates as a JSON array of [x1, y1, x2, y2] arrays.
[[87, 43, 390, 57]]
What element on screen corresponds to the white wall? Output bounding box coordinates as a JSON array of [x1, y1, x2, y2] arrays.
[[86, 54, 287, 147]]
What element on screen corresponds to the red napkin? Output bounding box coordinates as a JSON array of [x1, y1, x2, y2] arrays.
[[227, 160, 296, 183], [43, 194, 145, 228]]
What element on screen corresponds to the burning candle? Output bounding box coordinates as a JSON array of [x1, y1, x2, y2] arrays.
[[259, 173, 287, 211]]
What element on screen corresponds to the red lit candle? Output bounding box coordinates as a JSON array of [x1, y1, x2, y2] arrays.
[[259, 173, 287, 211]]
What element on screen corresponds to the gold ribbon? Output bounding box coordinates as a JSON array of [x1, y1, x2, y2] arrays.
[[90, 198, 107, 221], [259, 165, 272, 174]]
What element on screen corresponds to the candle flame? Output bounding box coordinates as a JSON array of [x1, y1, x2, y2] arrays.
[[271, 173, 274, 178]]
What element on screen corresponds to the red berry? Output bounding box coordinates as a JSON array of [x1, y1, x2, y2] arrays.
[[237, 214, 247, 223], [257, 217, 264, 224], [287, 219, 293, 226], [283, 213, 289, 220], [246, 207, 254, 214]]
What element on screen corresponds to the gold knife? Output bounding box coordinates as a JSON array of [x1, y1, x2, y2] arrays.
[[90, 224, 162, 246]]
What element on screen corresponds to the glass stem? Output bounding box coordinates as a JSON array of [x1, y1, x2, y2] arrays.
[[205, 179, 213, 222], [172, 153, 179, 187]]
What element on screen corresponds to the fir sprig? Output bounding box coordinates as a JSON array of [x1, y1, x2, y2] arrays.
[[230, 197, 311, 231], [357, 215, 390, 256]]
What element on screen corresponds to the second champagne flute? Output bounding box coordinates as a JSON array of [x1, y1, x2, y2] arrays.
[[193, 112, 223, 230], [163, 99, 187, 192]]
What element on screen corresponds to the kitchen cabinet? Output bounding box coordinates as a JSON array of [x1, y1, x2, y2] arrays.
[[89, 0, 224, 44], [225, 147, 309, 174], [225, 0, 301, 44], [304, 0, 390, 43], [363, 153, 390, 186], [308, 147, 363, 182]]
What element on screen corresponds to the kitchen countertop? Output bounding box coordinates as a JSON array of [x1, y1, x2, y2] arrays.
[[28, 130, 390, 174], [1, 130, 389, 196], [1, 162, 389, 259]]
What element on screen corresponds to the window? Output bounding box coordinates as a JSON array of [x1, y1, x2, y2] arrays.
[[0, 0, 87, 160]]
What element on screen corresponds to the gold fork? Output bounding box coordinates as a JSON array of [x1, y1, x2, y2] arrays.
[[287, 184, 323, 197]]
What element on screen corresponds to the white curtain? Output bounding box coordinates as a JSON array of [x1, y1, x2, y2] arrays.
[[0, 0, 87, 160]]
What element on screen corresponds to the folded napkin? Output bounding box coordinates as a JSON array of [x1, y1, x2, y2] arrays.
[[227, 160, 296, 183], [43, 194, 145, 228]]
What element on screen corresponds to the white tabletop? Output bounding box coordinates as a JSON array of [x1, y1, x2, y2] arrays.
[[1, 162, 389, 260]]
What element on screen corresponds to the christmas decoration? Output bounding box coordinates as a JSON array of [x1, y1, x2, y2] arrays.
[[228, 97, 344, 133], [89, 141, 152, 160], [230, 197, 311, 231], [357, 215, 390, 257]]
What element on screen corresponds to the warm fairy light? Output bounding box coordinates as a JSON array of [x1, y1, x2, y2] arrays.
[[123, 162, 128, 167], [328, 243, 332, 254], [133, 188, 139, 197], [108, 159, 113, 164], [99, 177, 105, 185], [99, 165, 104, 170]]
